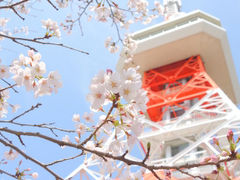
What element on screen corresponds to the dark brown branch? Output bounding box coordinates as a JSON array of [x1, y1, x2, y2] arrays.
[[0, 34, 89, 54], [0, 127, 237, 176], [106, 0, 123, 42], [0, 132, 12, 144], [0, 0, 28, 9], [0, 138, 62, 179], [9, 103, 42, 122], [149, 169, 162, 180], [0, 0, 29, 20], [177, 169, 204, 179], [0, 84, 17, 93], [80, 98, 117, 146], [0, 169, 17, 179], [46, 0, 58, 10], [11, 7, 25, 20], [45, 152, 84, 167], [142, 142, 150, 164], [0, 120, 75, 134], [1, 79, 18, 93]]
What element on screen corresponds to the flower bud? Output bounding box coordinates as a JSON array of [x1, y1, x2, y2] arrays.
[[227, 129, 233, 142], [211, 170, 218, 174], [221, 151, 228, 157], [210, 155, 219, 163], [212, 137, 219, 146]]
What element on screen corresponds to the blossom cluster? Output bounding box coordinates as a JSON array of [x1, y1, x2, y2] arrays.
[[104, 36, 119, 54], [11, 50, 62, 97], [0, 60, 20, 117], [56, 0, 68, 8], [3, 151, 39, 179], [87, 67, 147, 112], [69, 68, 148, 158], [42, 19, 61, 38]]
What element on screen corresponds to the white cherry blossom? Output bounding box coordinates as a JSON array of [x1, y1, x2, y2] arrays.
[[94, 6, 110, 22], [85, 141, 95, 150], [11, 104, 20, 113], [34, 78, 51, 97], [72, 113, 80, 122], [106, 72, 121, 93], [0, 18, 8, 27], [87, 84, 107, 111], [32, 172, 39, 179], [32, 61, 46, 76], [0, 65, 10, 78], [75, 123, 86, 136], [120, 81, 141, 102], [4, 149, 18, 160], [42, 19, 61, 38], [83, 112, 94, 123]]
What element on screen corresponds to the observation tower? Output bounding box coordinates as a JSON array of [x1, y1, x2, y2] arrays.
[[117, 1, 240, 179]]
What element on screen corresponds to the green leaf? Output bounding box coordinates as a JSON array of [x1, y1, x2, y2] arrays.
[[230, 142, 236, 152], [236, 153, 240, 159], [218, 166, 224, 172], [113, 120, 119, 127], [147, 142, 151, 150]]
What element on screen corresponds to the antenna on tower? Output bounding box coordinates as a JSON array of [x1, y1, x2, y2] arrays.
[[163, 0, 184, 20]]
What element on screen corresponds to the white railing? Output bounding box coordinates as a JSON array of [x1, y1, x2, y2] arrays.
[[149, 150, 208, 166]]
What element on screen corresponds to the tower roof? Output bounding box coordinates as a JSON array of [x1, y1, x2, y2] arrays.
[[116, 10, 240, 105]]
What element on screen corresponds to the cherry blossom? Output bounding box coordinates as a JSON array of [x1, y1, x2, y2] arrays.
[[85, 141, 95, 150], [0, 18, 9, 27], [11, 104, 20, 113], [72, 113, 81, 122], [93, 6, 110, 22], [11, 50, 62, 97], [82, 112, 94, 123], [87, 84, 107, 111], [62, 135, 71, 143], [56, 0, 68, 8], [42, 19, 61, 38], [0, 65, 10, 78], [75, 123, 86, 136], [4, 149, 18, 160], [32, 172, 39, 179]]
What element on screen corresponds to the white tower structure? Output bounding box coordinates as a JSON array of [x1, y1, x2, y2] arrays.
[[66, 7, 240, 180], [117, 9, 240, 179]]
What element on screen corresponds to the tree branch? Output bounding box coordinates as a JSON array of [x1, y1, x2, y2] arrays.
[[45, 151, 84, 167], [0, 127, 238, 177], [0, 138, 62, 179], [0, 168, 17, 179], [9, 103, 42, 122], [0, 34, 89, 54]]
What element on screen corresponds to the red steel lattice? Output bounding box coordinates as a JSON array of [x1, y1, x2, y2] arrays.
[[143, 55, 218, 122]]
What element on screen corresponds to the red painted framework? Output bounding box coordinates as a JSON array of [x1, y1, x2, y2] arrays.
[[142, 55, 218, 122]]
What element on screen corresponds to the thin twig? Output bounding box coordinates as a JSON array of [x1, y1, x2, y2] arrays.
[[46, 0, 58, 10], [9, 103, 42, 122], [0, 84, 17, 93], [177, 169, 204, 179], [0, 138, 62, 179], [0, 34, 89, 54], [0, 0, 29, 20], [0, 0, 28, 9], [0, 120, 75, 134], [0, 169, 17, 179], [1, 79, 18, 93], [80, 98, 117, 146], [45, 152, 84, 166]]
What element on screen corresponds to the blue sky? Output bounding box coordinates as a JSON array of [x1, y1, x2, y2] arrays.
[[0, 0, 240, 179]]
